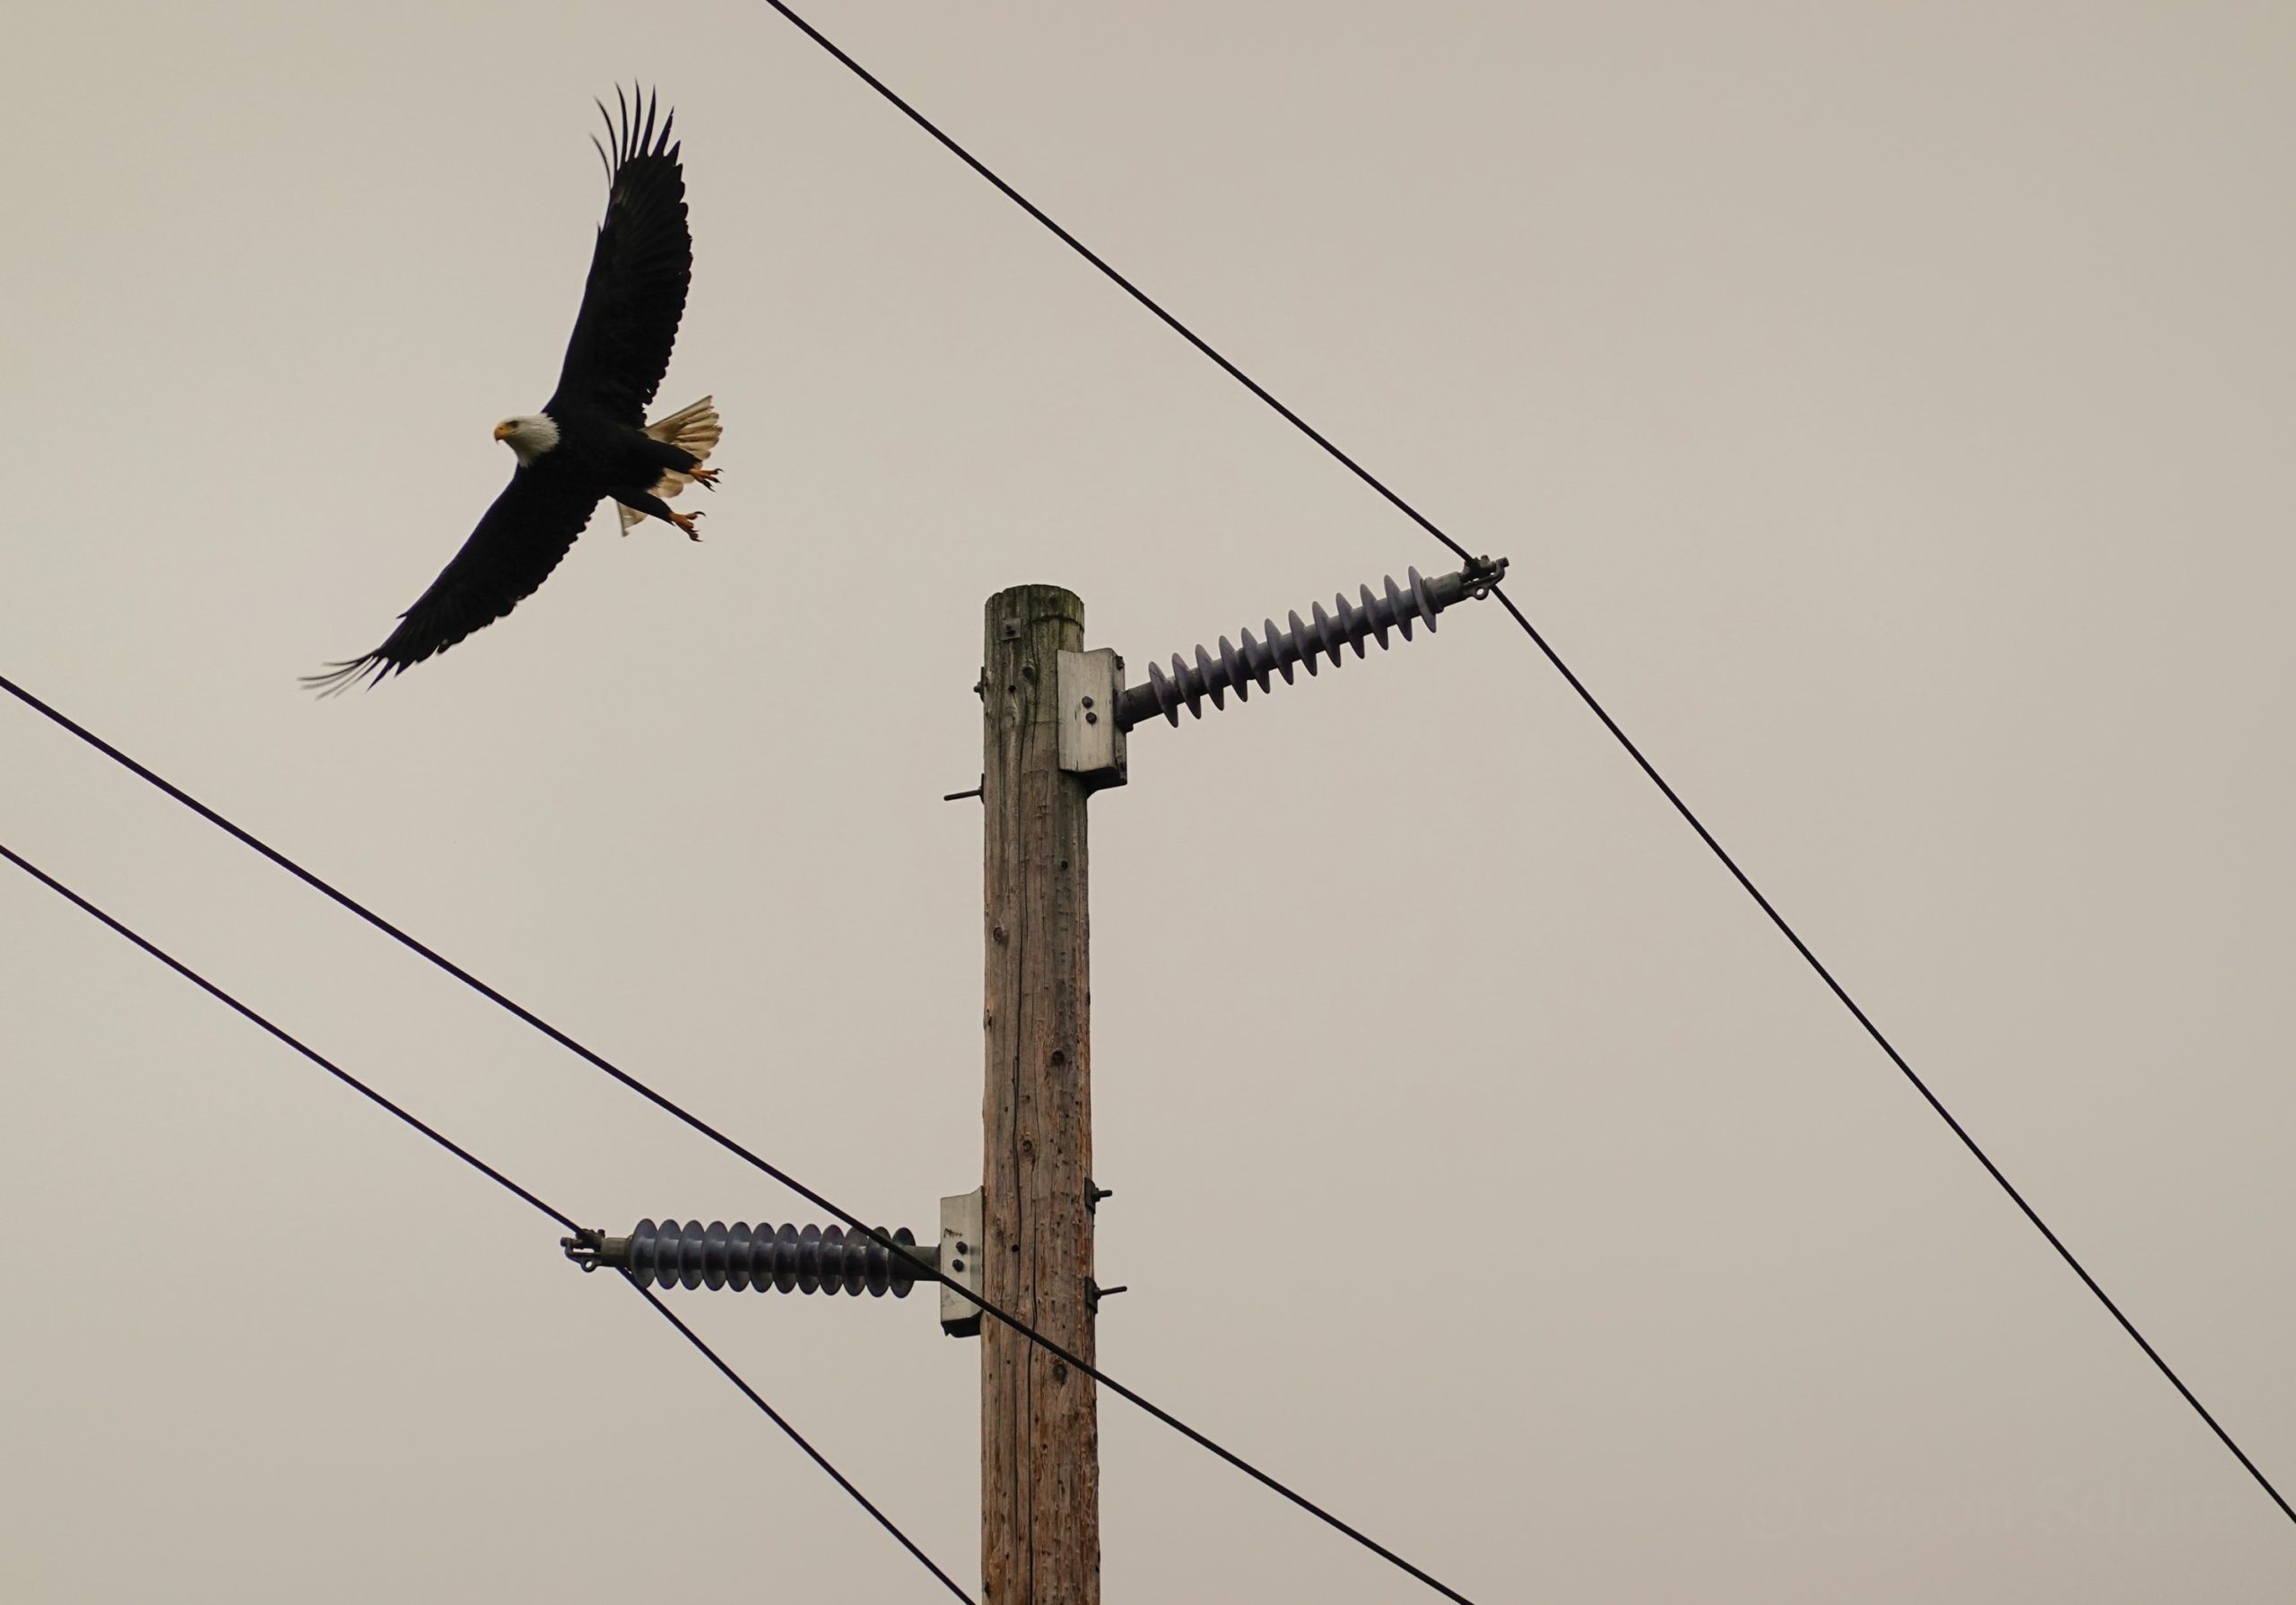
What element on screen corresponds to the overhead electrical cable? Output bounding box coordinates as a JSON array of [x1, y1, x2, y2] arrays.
[[748, 0, 2294, 1530], [631, 1282, 978, 1603], [0, 834, 972, 1601], [758, 0, 1474, 570], [0, 673, 1480, 1605], [0, 837, 580, 1234], [1485, 589, 2296, 1526]]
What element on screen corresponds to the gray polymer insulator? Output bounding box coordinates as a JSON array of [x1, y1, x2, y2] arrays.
[[1114, 556, 1508, 732], [621, 1218, 921, 1296]]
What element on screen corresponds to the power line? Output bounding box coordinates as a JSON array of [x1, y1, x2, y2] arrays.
[[0, 834, 975, 1599], [0, 673, 1480, 1605], [751, 0, 2295, 1530], [0, 837, 579, 1234], [630, 1281, 978, 1604], [758, 0, 1473, 571], [1487, 591, 2296, 1523]]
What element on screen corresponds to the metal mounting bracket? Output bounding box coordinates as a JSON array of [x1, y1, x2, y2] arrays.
[[940, 1188, 985, 1338], [1057, 648, 1127, 792]]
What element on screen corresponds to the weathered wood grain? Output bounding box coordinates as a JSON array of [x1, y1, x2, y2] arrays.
[[981, 584, 1099, 1605]]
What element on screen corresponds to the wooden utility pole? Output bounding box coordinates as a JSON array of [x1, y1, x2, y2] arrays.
[[979, 584, 1100, 1605]]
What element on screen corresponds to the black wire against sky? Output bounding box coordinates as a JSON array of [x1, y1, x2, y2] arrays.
[[0, 838, 579, 1234], [0, 672, 1479, 1605], [0, 837, 971, 1604], [631, 1283, 978, 1604], [1489, 589, 2296, 1525], [753, 0, 2295, 1530]]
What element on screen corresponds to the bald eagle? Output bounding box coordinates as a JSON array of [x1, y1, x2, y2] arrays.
[[308, 89, 718, 694]]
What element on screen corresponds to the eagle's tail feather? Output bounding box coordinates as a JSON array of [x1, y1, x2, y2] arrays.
[[621, 396, 723, 534]]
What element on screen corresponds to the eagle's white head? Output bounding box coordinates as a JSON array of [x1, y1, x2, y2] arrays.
[[492, 413, 561, 467]]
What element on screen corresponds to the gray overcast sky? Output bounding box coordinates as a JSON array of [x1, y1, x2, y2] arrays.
[[4, 3, 2293, 1600]]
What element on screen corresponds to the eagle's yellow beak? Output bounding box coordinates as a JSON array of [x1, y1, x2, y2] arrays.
[[492, 422, 517, 441]]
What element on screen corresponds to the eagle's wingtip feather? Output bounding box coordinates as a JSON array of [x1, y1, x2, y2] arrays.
[[301, 654, 391, 699]]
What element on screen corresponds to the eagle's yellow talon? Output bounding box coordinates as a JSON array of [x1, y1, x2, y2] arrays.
[[668, 510, 703, 540], [688, 466, 721, 490]]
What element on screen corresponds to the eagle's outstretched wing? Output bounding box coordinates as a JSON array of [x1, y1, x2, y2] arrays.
[[548, 87, 691, 425], [304, 473, 601, 695]]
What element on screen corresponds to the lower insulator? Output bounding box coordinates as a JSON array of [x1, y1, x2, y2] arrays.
[[622, 1219, 920, 1297], [1114, 555, 1507, 731]]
